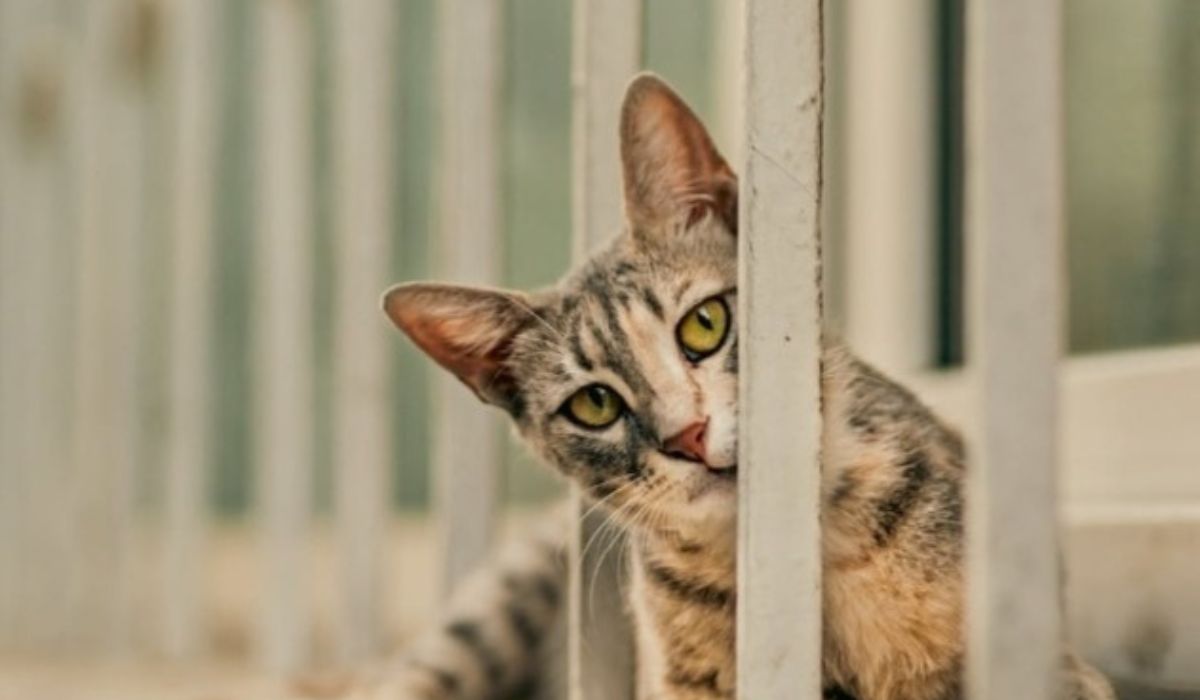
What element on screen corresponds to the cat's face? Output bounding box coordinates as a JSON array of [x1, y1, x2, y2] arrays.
[[385, 75, 741, 533]]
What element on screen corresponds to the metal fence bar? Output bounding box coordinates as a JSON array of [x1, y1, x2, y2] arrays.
[[331, 0, 395, 660], [433, 0, 503, 590], [162, 0, 217, 659], [567, 0, 642, 697], [736, 0, 826, 698], [965, 0, 1064, 698], [843, 0, 936, 374], [256, 0, 316, 671]]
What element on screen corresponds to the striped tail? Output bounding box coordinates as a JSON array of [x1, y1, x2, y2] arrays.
[[348, 508, 570, 700]]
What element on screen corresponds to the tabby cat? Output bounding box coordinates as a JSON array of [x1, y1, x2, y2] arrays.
[[363, 74, 1115, 700]]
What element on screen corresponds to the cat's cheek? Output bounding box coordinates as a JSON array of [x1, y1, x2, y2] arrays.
[[705, 410, 738, 468]]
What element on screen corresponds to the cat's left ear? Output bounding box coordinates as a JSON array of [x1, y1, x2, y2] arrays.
[[620, 73, 737, 236], [382, 282, 534, 412]]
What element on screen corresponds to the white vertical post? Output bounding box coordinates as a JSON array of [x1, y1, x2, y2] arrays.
[[68, 0, 144, 652], [256, 0, 315, 672], [0, 1, 69, 649], [568, 1, 641, 698], [433, 0, 503, 589], [17, 8, 76, 652], [0, 0, 17, 648], [162, 0, 216, 659], [965, 1, 1064, 699], [711, 0, 744, 164], [0, 0, 29, 648], [331, 0, 395, 660], [843, 0, 936, 375], [736, 0, 825, 698]]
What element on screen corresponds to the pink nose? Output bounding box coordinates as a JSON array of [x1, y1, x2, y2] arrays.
[[664, 420, 708, 464]]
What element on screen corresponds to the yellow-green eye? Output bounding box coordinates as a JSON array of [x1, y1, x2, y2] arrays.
[[564, 384, 624, 429], [677, 297, 730, 361]]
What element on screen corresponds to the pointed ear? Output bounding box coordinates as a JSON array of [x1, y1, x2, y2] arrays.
[[382, 282, 534, 411], [620, 73, 737, 235]]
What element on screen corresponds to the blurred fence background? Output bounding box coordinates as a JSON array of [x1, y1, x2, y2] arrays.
[[0, 0, 1197, 694]]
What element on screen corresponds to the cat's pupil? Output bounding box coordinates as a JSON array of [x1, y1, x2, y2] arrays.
[[697, 307, 714, 330], [587, 386, 606, 407]]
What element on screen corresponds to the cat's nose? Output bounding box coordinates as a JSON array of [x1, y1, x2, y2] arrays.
[[663, 419, 708, 464]]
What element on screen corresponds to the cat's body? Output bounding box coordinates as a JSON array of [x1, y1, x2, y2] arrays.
[[359, 74, 1115, 700], [627, 341, 970, 700]]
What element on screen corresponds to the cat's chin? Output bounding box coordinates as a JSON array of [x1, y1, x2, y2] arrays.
[[680, 477, 738, 527]]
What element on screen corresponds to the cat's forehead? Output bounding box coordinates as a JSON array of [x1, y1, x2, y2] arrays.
[[560, 220, 736, 307], [512, 225, 736, 380]]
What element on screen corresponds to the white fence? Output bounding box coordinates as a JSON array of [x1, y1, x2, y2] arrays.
[[1, 0, 1198, 695]]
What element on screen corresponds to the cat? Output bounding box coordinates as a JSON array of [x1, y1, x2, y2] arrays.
[[358, 74, 1116, 700]]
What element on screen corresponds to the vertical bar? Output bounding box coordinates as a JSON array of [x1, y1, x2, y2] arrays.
[[965, 1, 1064, 699], [568, 1, 641, 698], [711, 0, 744, 163], [256, 0, 315, 671], [0, 0, 60, 648], [330, 0, 395, 660], [68, 0, 142, 652], [843, 0, 936, 374], [736, 1, 825, 698], [0, 0, 31, 649], [0, 0, 17, 647], [162, 0, 216, 659], [16, 7, 75, 651], [433, 0, 502, 589]]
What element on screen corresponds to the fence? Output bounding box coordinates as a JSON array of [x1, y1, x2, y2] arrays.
[[1, 0, 1199, 696]]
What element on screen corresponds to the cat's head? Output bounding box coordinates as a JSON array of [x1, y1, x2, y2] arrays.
[[384, 75, 740, 533]]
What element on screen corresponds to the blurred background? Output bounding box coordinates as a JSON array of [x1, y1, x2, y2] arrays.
[[0, 0, 1197, 697]]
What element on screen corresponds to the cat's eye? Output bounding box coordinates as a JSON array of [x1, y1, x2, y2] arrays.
[[676, 297, 730, 361], [563, 384, 624, 429]]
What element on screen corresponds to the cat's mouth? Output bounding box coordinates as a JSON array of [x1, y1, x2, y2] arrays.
[[704, 463, 737, 482], [662, 451, 734, 501], [659, 449, 738, 481]]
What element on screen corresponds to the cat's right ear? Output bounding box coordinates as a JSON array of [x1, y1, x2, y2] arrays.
[[382, 283, 534, 412], [620, 73, 737, 236]]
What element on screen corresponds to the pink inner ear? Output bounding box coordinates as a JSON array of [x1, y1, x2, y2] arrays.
[[683, 174, 738, 233], [405, 315, 503, 389], [382, 283, 530, 408], [621, 76, 738, 233]]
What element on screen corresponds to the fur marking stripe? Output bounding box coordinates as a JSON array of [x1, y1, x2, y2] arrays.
[[646, 561, 732, 608], [446, 620, 505, 685], [872, 451, 932, 546], [666, 667, 721, 693], [640, 285, 665, 319], [505, 604, 540, 650]]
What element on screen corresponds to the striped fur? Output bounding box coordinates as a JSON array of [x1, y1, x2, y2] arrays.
[[372, 75, 1115, 700], [342, 513, 568, 700]]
